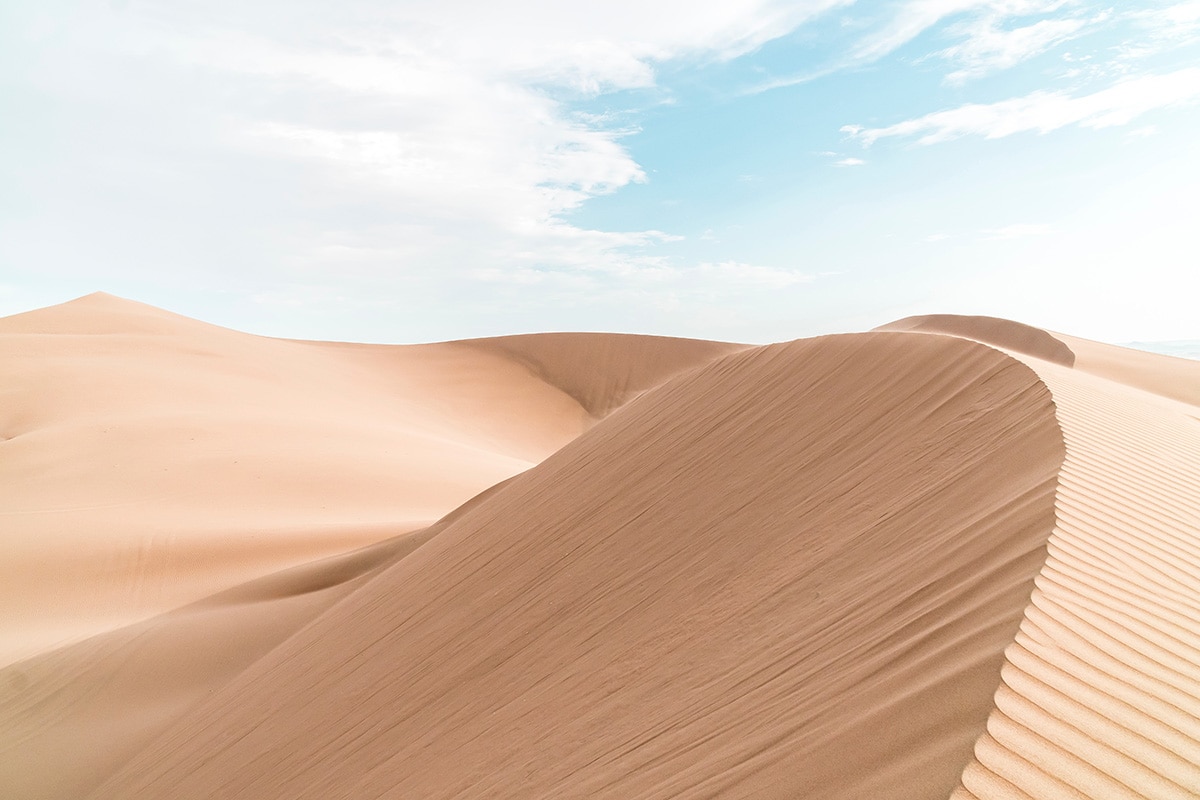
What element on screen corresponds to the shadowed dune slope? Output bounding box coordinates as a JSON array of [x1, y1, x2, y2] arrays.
[[0, 294, 732, 666], [878, 315, 1076, 367], [949, 353, 1200, 799], [88, 332, 1064, 800]]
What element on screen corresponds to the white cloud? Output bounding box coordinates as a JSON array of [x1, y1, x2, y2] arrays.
[[851, 0, 989, 62], [835, 156, 867, 166], [850, 0, 1076, 63], [6, 0, 846, 314], [843, 67, 1200, 145], [1131, 1, 1200, 45], [748, 0, 1083, 93], [938, 13, 1092, 83]]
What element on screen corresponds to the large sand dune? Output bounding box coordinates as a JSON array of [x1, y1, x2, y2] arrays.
[[2, 298, 1198, 799]]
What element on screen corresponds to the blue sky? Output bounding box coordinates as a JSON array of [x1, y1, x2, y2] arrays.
[[2, 0, 1198, 344]]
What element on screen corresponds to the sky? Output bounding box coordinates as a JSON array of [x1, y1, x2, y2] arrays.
[[2, 0, 1198, 344]]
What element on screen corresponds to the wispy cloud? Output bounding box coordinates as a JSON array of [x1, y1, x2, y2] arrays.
[[937, 11, 1096, 84], [1130, 1, 1200, 48], [850, 0, 989, 63], [820, 151, 866, 166], [747, 0, 1088, 94], [843, 67, 1200, 145]]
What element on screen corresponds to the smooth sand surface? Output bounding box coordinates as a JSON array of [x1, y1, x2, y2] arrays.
[[0, 293, 734, 668], [3, 299, 1198, 799]]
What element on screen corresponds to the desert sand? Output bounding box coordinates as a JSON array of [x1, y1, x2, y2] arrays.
[[1, 297, 1197, 799]]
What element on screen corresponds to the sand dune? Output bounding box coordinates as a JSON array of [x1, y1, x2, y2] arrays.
[[3, 299, 1198, 799], [81, 331, 1063, 799]]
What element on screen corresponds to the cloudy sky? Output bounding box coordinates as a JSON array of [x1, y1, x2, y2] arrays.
[[3, 0, 1198, 343]]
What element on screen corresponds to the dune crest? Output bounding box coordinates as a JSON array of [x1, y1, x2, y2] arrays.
[[877, 314, 1077, 366], [949, 350, 1200, 799]]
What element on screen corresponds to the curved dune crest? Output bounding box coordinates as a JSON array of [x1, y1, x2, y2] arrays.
[[950, 351, 1200, 799], [877, 314, 1077, 367], [86, 332, 1063, 800]]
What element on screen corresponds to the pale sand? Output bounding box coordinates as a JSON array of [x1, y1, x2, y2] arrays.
[[2, 299, 1198, 799], [0, 293, 735, 668]]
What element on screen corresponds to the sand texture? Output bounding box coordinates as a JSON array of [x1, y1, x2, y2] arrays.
[[3, 299, 1198, 799]]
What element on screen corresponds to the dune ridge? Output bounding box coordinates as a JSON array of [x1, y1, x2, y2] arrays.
[[877, 314, 1076, 367], [82, 331, 1063, 800], [873, 315, 1200, 797], [950, 355, 1200, 799]]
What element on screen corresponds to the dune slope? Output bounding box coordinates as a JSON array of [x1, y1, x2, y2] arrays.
[[86, 332, 1063, 800], [0, 292, 577, 664], [0, 294, 733, 666]]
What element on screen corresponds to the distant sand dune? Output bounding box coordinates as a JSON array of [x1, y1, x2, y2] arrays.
[[0, 294, 730, 667], [3, 298, 1198, 800]]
